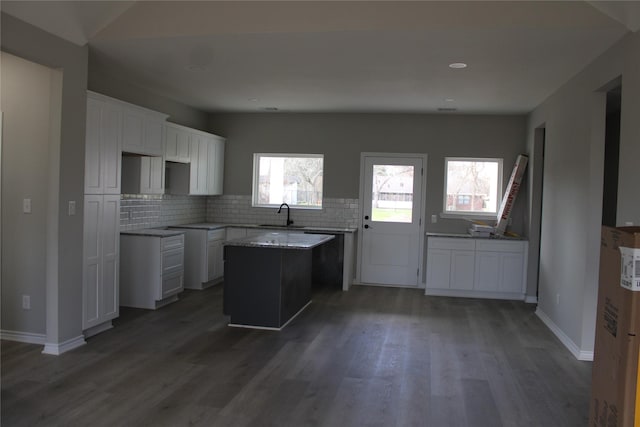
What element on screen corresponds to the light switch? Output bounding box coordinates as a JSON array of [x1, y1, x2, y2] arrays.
[[23, 198, 32, 214], [431, 215, 438, 223], [68, 201, 76, 216]]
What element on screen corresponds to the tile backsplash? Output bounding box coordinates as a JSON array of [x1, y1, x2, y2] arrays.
[[120, 194, 207, 230], [206, 195, 360, 229], [120, 194, 359, 230]]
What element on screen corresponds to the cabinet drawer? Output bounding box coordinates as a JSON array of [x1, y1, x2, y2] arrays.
[[161, 234, 184, 251], [428, 237, 475, 251], [162, 247, 184, 275], [476, 240, 524, 253], [208, 229, 225, 241], [160, 270, 183, 300]]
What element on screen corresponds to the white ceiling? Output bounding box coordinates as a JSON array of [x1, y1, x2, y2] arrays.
[[2, 1, 638, 114]]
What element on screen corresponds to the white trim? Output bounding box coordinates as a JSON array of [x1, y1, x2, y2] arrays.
[[356, 152, 428, 286], [42, 335, 86, 356], [535, 308, 594, 361], [251, 153, 324, 209], [353, 281, 425, 290], [425, 288, 524, 301], [524, 295, 538, 304], [442, 157, 503, 217], [229, 300, 312, 331], [1, 330, 46, 345]]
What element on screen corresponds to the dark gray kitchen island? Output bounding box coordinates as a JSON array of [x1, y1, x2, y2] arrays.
[[223, 232, 334, 330]]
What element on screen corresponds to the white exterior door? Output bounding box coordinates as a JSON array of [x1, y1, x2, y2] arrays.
[[359, 154, 426, 286]]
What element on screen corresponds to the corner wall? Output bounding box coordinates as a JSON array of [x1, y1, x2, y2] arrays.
[[525, 31, 639, 359], [1, 13, 88, 348]]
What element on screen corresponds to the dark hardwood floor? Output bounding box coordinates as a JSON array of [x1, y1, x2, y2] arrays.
[[1, 285, 591, 426]]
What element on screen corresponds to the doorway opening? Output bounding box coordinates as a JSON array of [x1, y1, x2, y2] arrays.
[[602, 84, 621, 227]]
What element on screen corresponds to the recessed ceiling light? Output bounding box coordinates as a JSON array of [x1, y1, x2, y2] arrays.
[[445, 98, 455, 102], [449, 62, 467, 69], [248, 98, 258, 102], [263, 107, 279, 111]]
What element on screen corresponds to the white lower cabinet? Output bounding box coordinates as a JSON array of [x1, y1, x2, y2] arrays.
[[83, 195, 120, 333], [426, 236, 527, 300], [120, 233, 185, 309], [176, 228, 225, 289]]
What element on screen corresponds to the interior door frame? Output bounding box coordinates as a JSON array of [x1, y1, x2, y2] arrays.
[[355, 152, 428, 287]]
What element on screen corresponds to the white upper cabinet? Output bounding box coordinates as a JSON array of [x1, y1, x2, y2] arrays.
[[84, 94, 122, 195], [165, 122, 226, 196], [121, 105, 168, 156], [164, 123, 191, 163], [207, 135, 225, 196], [190, 134, 209, 195]]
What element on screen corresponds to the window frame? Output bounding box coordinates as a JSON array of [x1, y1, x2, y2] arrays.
[[441, 157, 503, 219], [251, 153, 324, 209]]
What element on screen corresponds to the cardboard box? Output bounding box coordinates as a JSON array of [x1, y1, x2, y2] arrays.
[[590, 226, 640, 427], [494, 154, 528, 235]]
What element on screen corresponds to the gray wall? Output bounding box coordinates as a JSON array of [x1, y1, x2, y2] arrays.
[[1, 13, 88, 344], [1, 52, 55, 335], [88, 49, 209, 131], [525, 30, 640, 356], [209, 113, 528, 235]]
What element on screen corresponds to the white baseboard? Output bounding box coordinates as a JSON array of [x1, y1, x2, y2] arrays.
[[42, 335, 86, 356], [1, 330, 46, 345], [524, 295, 538, 304], [535, 308, 594, 361]]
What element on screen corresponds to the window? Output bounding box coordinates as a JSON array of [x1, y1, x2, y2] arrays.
[[252, 154, 323, 208], [443, 157, 502, 217]]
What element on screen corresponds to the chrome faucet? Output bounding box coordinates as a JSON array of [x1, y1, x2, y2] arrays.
[[277, 203, 293, 226]]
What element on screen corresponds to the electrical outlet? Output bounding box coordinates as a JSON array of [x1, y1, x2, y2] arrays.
[[68, 201, 76, 216], [22, 295, 31, 310], [23, 198, 32, 214], [625, 221, 634, 226], [431, 215, 438, 223]]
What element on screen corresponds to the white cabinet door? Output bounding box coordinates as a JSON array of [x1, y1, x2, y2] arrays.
[[474, 251, 501, 292], [139, 156, 164, 194], [101, 195, 120, 322], [122, 108, 145, 154], [84, 97, 122, 195], [450, 250, 475, 290], [83, 195, 120, 330], [207, 136, 225, 195], [122, 106, 166, 156], [499, 252, 525, 293], [144, 116, 164, 156], [207, 240, 217, 282], [207, 239, 224, 281], [189, 135, 208, 195], [83, 195, 102, 329], [426, 249, 451, 289], [165, 124, 191, 163]]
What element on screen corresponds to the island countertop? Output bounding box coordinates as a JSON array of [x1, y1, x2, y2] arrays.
[[225, 231, 334, 249]]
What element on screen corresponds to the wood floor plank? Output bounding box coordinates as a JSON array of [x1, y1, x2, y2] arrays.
[[1, 285, 591, 426]]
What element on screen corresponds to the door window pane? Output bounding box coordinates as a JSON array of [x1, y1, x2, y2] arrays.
[[371, 165, 414, 223]]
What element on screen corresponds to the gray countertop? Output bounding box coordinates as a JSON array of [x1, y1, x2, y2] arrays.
[[225, 231, 335, 249], [426, 232, 527, 241], [228, 224, 357, 233], [121, 229, 185, 238], [167, 223, 227, 230]]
